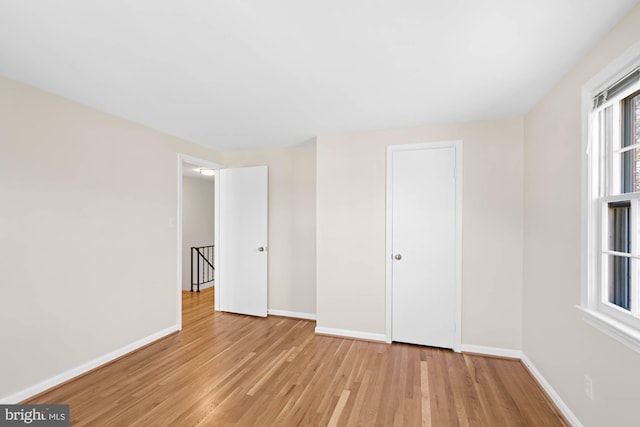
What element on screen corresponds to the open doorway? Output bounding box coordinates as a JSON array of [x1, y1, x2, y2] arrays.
[[182, 163, 215, 293], [177, 154, 221, 330]]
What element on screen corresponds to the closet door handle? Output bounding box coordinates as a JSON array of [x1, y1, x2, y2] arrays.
[[394, 254, 402, 260]]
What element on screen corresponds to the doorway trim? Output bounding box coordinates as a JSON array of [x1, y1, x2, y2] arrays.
[[385, 140, 463, 351], [177, 153, 222, 330]]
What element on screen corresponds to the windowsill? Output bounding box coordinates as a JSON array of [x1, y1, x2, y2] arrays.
[[576, 305, 640, 353]]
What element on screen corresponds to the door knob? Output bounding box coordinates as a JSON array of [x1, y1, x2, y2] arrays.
[[258, 246, 265, 252], [394, 254, 402, 260]]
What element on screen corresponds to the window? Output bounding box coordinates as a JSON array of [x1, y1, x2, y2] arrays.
[[582, 55, 640, 352]]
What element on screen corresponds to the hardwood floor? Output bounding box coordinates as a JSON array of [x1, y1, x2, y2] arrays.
[[26, 288, 568, 426]]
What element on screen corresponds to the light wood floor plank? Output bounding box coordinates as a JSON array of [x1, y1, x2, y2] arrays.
[[327, 389, 350, 427], [25, 288, 569, 426], [420, 360, 432, 427]]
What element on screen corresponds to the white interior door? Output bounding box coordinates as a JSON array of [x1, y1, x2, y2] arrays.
[[218, 165, 268, 317], [390, 143, 460, 349]]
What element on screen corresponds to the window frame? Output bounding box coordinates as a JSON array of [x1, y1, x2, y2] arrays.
[[580, 41, 640, 353]]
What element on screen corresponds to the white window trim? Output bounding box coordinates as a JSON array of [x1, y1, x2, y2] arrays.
[[580, 40, 640, 353]]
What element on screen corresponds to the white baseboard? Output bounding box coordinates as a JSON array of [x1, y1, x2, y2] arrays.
[[460, 344, 522, 359], [315, 326, 386, 342], [0, 325, 179, 404], [520, 354, 583, 427], [183, 282, 214, 292], [268, 309, 316, 320]]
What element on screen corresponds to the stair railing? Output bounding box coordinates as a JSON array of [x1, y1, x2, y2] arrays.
[[191, 245, 214, 292]]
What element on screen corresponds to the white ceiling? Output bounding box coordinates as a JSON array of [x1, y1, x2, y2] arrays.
[[0, 1, 638, 151]]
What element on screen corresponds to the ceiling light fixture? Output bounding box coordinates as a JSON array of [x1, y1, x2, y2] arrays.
[[199, 168, 215, 176]]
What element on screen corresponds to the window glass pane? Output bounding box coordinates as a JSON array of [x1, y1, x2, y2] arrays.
[[620, 93, 640, 193], [607, 254, 632, 311], [607, 201, 631, 253], [622, 92, 640, 148], [620, 149, 640, 193]]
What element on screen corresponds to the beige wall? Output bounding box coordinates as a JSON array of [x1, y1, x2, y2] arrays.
[[0, 76, 223, 400], [182, 176, 215, 291], [224, 144, 317, 316], [523, 5, 640, 426], [316, 119, 524, 349]]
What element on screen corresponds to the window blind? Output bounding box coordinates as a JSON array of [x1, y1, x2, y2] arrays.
[[593, 67, 640, 110]]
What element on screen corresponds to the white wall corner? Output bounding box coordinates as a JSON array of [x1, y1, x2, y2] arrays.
[[520, 354, 584, 427], [0, 325, 179, 404]]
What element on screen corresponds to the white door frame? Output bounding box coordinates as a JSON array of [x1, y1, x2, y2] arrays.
[[385, 140, 462, 351], [177, 153, 222, 330]]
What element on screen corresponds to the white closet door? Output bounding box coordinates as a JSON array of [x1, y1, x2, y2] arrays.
[[391, 145, 458, 348]]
